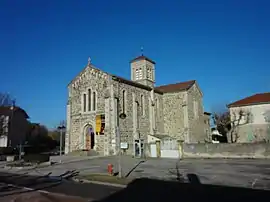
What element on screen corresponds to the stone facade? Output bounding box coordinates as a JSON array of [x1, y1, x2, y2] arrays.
[[162, 91, 187, 140], [186, 84, 206, 143], [66, 55, 209, 156]]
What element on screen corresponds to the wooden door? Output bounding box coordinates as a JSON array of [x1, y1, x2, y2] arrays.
[[85, 128, 91, 150], [156, 140, 161, 157]]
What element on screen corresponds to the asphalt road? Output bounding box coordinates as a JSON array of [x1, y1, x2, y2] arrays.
[[21, 156, 270, 190], [0, 171, 122, 201], [1, 170, 270, 202], [44, 181, 121, 199], [2, 156, 270, 200]]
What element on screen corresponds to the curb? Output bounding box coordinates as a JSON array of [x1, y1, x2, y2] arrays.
[[51, 155, 113, 165], [10, 156, 107, 171], [4, 161, 52, 170], [73, 178, 127, 188]]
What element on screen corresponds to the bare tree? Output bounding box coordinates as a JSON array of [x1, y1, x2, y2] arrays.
[[264, 110, 270, 140], [212, 108, 252, 143], [0, 92, 14, 106], [0, 93, 15, 137]]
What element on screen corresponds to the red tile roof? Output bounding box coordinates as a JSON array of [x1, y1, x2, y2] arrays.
[[228, 93, 270, 107], [130, 55, 156, 64], [155, 80, 195, 93]]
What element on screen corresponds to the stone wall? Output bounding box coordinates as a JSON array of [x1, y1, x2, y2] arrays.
[[162, 91, 186, 140], [186, 83, 207, 143], [162, 82, 209, 143], [182, 143, 270, 159], [113, 79, 164, 155]]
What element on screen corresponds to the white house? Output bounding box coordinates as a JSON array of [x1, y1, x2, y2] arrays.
[[227, 93, 270, 143]]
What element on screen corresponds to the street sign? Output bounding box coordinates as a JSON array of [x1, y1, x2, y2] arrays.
[[120, 142, 128, 149]]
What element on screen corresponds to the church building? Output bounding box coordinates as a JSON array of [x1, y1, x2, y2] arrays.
[[65, 54, 210, 156]]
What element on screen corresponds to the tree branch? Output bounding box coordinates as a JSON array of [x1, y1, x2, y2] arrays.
[[212, 108, 252, 143]]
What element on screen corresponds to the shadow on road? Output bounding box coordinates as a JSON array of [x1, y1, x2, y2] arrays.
[[2, 171, 270, 202], [0, 171, 121, 200], [96, 177, 270, 202], [124, 160, 145, 178]]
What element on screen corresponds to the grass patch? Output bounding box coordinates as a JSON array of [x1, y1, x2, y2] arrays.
[[78, 173, 133, 185]]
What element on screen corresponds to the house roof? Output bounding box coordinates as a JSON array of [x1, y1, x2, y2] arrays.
[[155, 80, 195, 93], [111, 75, 163, 94], [0, 106, 29, 119], [204, 112, 211, 116], [130, 55, 156, 64], [228, 93, 270, 107]]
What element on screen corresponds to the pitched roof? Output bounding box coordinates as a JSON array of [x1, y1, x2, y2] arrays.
[[155, 80, 195, 93], [111, 75, 163, 94], [68, 63, 106, 87], [228, 93, 270, 107], [130, 55, 156, 64], [0, 106, 29, 119]]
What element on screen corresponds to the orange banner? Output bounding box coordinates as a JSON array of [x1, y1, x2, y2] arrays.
[[96, 115, 102, 133]]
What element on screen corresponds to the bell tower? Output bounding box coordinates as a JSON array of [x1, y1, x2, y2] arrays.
[[130, 49, 155, 88]]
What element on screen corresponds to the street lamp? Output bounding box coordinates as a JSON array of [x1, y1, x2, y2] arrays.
[[57, 121, 66, 163], [111, 76, 127, 178]]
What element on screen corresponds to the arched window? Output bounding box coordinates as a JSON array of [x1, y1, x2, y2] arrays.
[[88, 89, 91, 111], [93, 92, 96, 111], [135, 69, 139, 80], [155, 98, 159, 122], [136, 101, 139, 129], [139, 68, 143, 79], [83, 93, 86, 112], [148, 69, 152, 80], [141, 95, 145, 116], [122, 90, 126, 113]]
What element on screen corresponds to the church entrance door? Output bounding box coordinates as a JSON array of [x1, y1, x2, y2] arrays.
[[85, 126, 95, 150]]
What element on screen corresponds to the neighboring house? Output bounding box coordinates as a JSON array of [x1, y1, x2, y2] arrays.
[[211, 127, 222, 143], [66, 54, 208, 156], [0, 106, 29, 147], [227, 93, 270, 143]]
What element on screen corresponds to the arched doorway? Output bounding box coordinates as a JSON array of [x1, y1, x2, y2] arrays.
[[84, 125, 95, 150]]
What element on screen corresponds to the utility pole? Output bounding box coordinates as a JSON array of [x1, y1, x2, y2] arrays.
[[112, 76, 126, 178], [9, 100, 15, 148], [58, 121, 66, 163]]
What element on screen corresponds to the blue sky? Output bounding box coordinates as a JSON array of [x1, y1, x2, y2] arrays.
[[0, 0, 269, 128]]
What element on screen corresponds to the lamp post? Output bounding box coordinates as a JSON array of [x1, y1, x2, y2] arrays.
[[111, 76, 126, 178], [57, 121, 66, 163]]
